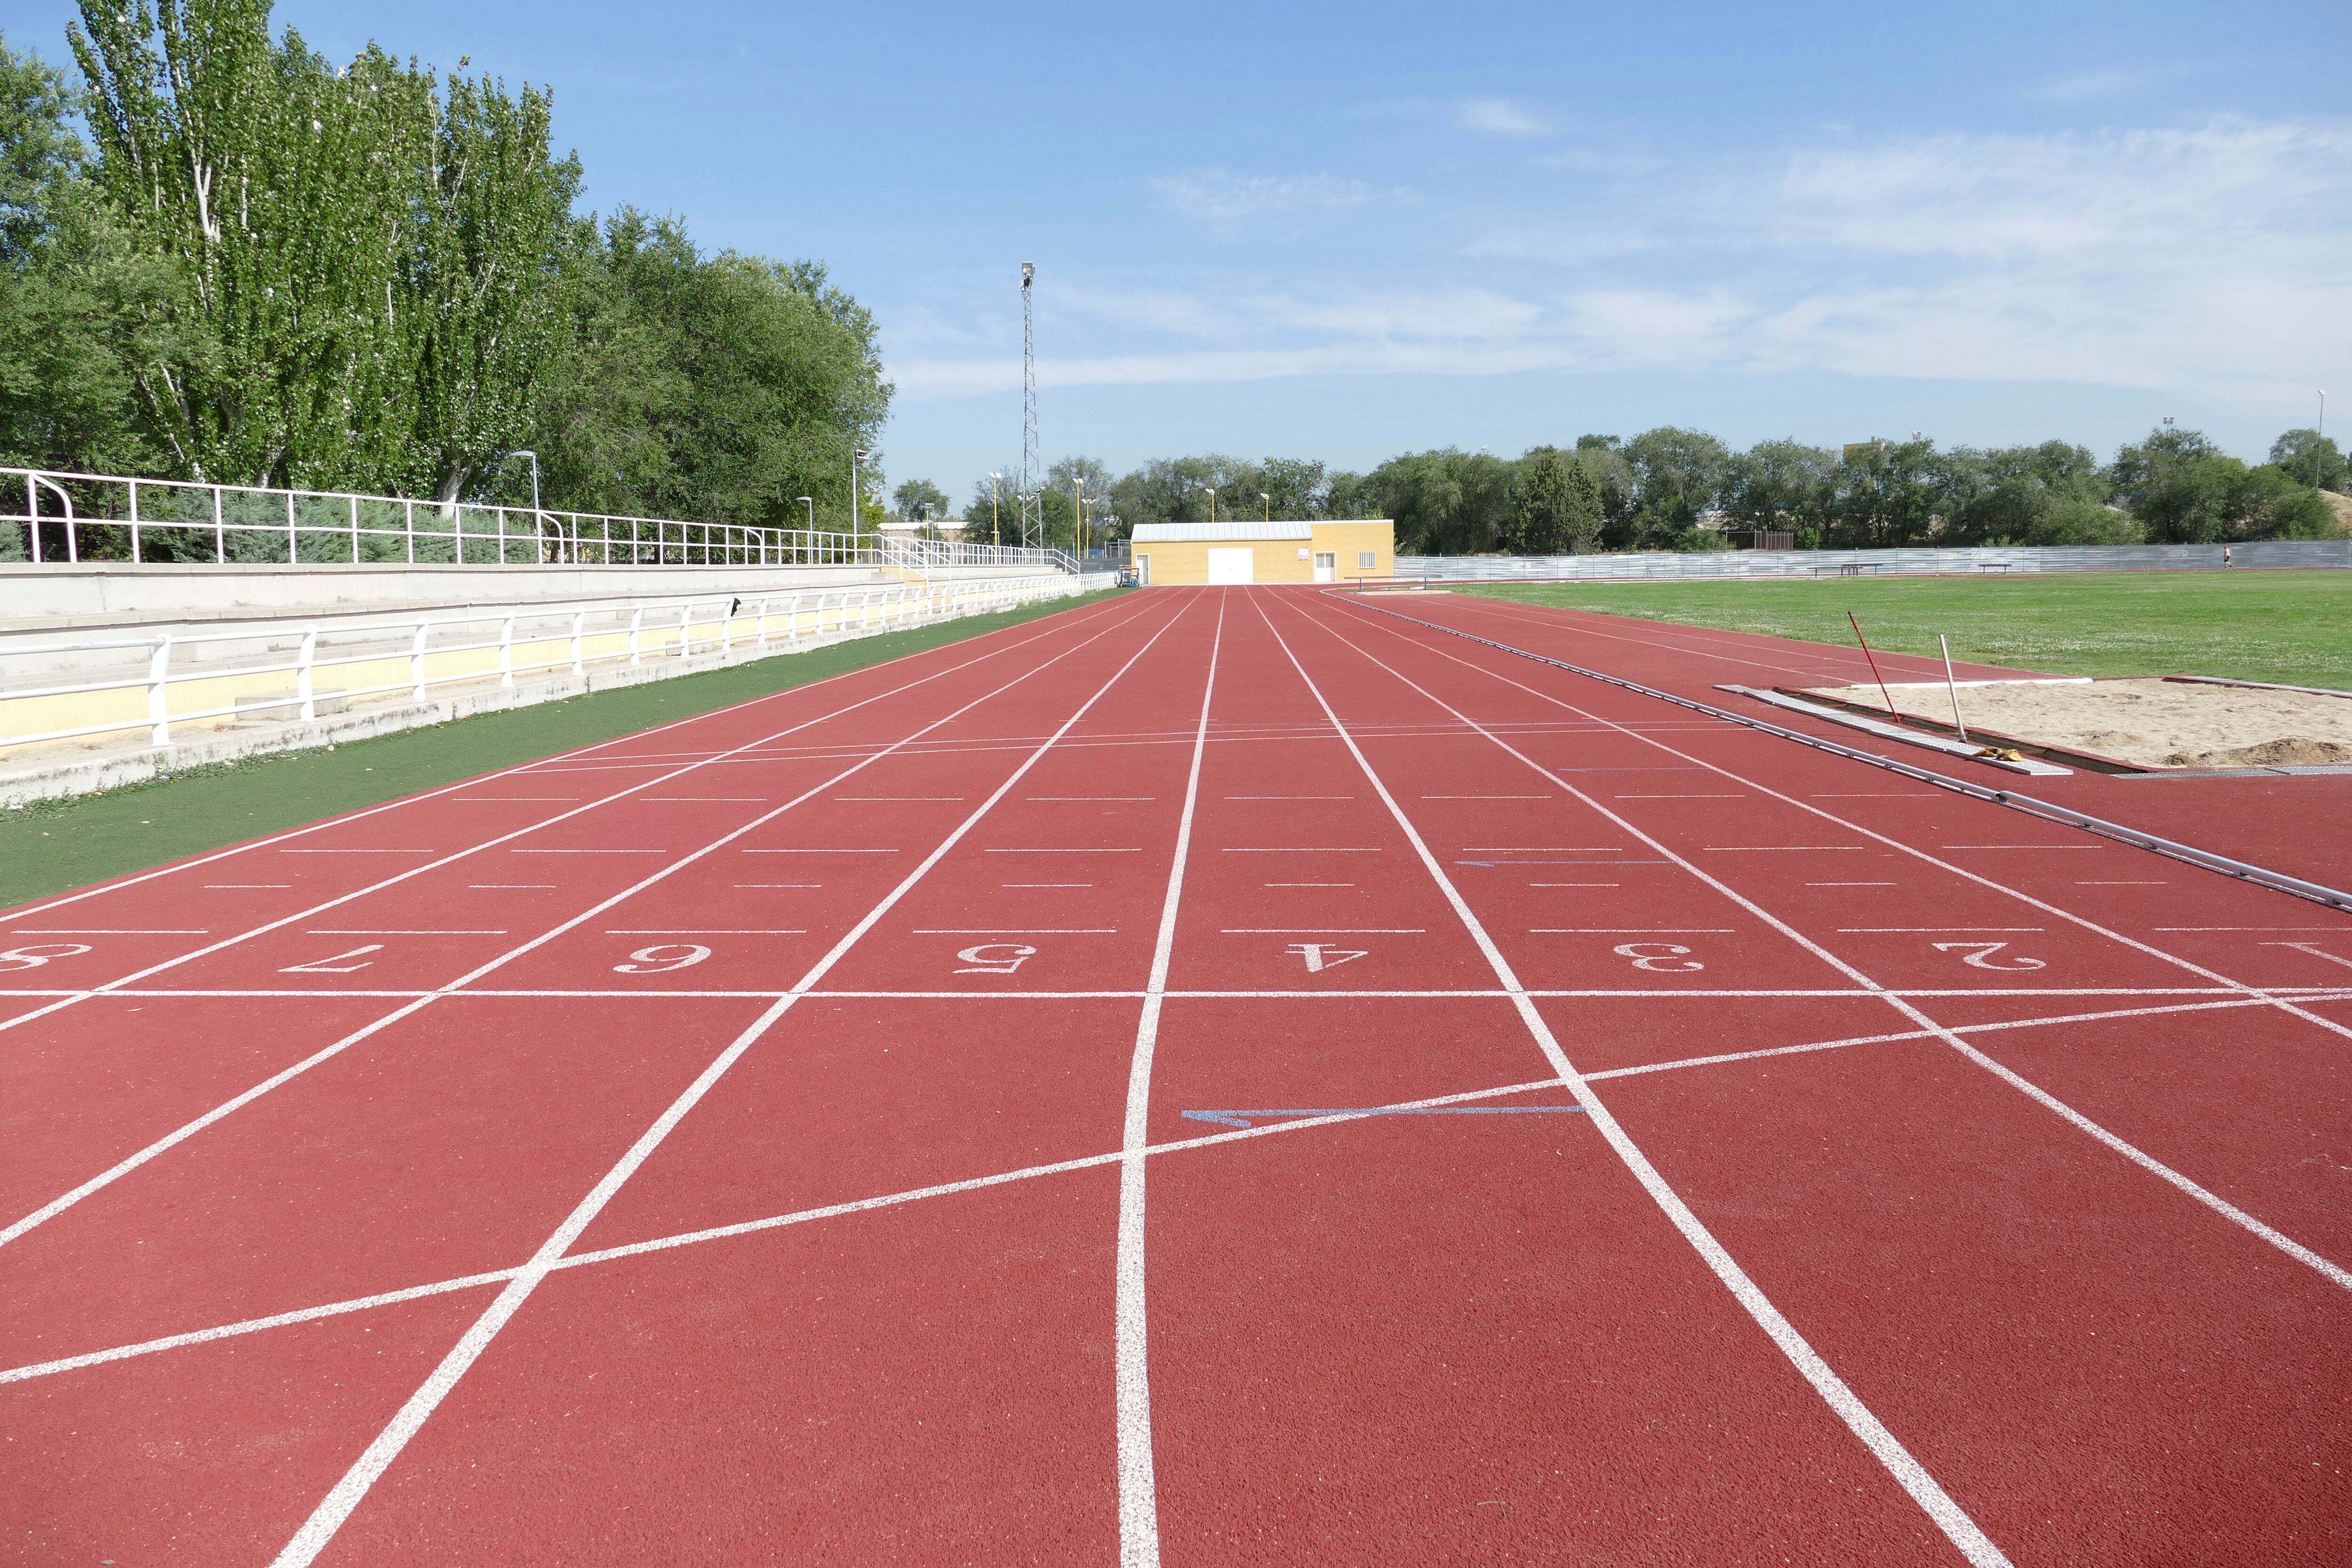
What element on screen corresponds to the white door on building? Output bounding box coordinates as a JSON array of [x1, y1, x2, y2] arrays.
[[1134, 554, 1150, 585], [1207, 547, 1255, 584], [1312, 551, 1337, 583]]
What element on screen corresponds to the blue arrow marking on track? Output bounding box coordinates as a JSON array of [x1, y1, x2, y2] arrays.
[[1182, 1107, 1589, 1130]]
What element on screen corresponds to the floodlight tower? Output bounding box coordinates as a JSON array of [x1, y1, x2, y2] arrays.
[[1019, 263, 1042, 549]]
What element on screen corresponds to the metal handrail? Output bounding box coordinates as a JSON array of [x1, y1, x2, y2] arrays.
[[1, 573, 1117, 753], [3, 467, 885, 569]]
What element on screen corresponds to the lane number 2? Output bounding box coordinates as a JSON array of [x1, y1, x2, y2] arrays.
[[615, 944, 712, 974], [1932, 941, 2045, 971], [0, 943, 92, 971], [1613, 942, 1704, 972]]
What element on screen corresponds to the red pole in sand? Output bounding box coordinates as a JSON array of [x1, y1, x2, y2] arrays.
[[1848, 611, 1909, 729]]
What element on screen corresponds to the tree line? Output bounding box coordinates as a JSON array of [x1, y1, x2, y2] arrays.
[[0, 4, 889, 557], [923, 426, 2347, 556]]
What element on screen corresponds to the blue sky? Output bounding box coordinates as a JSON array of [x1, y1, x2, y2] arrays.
[[12, 0, 2350, 503]]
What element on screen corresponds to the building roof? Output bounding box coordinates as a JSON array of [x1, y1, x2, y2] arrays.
[[1130, 520, 1314, 543]]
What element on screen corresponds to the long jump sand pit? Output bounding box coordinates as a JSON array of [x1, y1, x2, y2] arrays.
[[1800, 677, 2352, 770]]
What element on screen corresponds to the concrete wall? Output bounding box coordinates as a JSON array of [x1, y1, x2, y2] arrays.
[[0, 560, 914, 629]]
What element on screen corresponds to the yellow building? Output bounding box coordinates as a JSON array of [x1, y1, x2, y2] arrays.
[[1128, 520, 1394, 586]]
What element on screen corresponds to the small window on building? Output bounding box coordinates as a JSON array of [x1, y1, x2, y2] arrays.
[[1358, 550, 1375, 569]]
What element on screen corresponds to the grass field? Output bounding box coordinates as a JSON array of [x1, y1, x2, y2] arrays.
[[1455, 570, 2352, 691], [0, 586, 1129, 911]]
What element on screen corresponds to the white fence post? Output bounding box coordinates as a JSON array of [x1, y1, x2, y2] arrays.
[[297, 626, 318, 721], [629, 606, 644, 666], [146, 635, 172, 748], [286, 491, 298, 565], [410, 620, 429, 701], [571, 608, 587, 678], [213, 485, 225, 562], [756, 595, 771, 647], [499, 612, 515, 689], [349, 494, 360, 563]]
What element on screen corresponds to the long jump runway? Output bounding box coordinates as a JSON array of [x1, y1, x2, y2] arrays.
[[5, 586, 2349, 1565]]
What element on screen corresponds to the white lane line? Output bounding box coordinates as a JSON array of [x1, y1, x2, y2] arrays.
[[912, 928, 1118, 934], [1616, 794, 1746, 799], [1223, 794, 1352, 799], [1319, 597, 2352, 1289], [636, 797, 767, 803], [1463, 845, 1619, 852], [305, 929, 507, 936], [205, 885, 291, 889], [1258, 594, 2015, 1568], [984, 847, 1144, 852], [281, 849, 439, 855], [1002, 883, 1093, 888], [2080, 881, 2166, 885], [1839, 927, 2043, 933], [455, 796, 581, 802], [511, 848, 668, 854], [1219, 928, 1425, 933], [0, 594, 1175, 1254], [268, 593, 1201, 1568], [735, 883, 821, 888], [836, 796, 966, 801], [469, 885, 554, 890], [1704, 845, 1867, 851], [1944, 844, 2102, 850], [1264, 882, 1353, 887], [9, 929, 207, 934], [1423, 794, 1550, 799], [2157, 926, 2351, 932], [1809, 882, 1895, 886], [1219, 846, 1381, 853], [1531, 928, 1734, 933], [1117, 596, 1223, 1568], [1031, 796, 1155, 801], [604, 929, 807, 935], [742, 848, 898, 853]]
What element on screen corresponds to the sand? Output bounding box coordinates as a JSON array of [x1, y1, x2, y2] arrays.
[[1800, 677, 2352, 770]]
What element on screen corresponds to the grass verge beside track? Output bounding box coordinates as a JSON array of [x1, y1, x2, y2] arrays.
[[0, 586, 1131, 910], [1451, 570, 2352, 690]]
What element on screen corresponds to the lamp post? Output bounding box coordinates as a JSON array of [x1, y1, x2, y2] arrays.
[[850, 448, 869, 533], [990, 473, 1002, 549], [797, 496, 814, 529], [1207, 488, 1216, 524], [2320, 391, 2329, 488], [1259, 491, 1271, 523]]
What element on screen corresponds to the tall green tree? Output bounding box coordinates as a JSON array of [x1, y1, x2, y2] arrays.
[[892, 477, 948, 520], [0, 34, 184, 486], [1508, 446, 1603, 554], [2269, 428, 2347, 494], [527, 209, 889, 531]]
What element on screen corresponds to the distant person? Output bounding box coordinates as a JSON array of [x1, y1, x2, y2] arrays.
[[2223, 545, 2233, 567]]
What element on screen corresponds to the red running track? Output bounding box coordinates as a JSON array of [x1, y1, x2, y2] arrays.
[[4, 585, 2350, 1566]]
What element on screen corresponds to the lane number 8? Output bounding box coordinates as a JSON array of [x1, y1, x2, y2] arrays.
[[614, 944, 711, 974]]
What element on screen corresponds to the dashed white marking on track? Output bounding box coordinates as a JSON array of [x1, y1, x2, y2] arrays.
[[10, 929, 206, 934], [281, 849, 437, 854], [1839, 927, 2043, 933], [1944, 844, 2100, 850], [1030, 796, 1154, 801], [604, 929, 807, 935], [511, 848, 668, 854], [1221, 846, 1382, 852], [1462, 846, 1618, 852], [1422, 794, 1549, 799], [743, 847, 897, 853], [205, 885, 290, 889], [1809, 882, 1895, 886], [1264, 882, 1353, 887], [1224, 795, 1352, 799], [456, 797, 579, 801], [984, 847, 1143, 852], [1532, 928, 1733, 933], [469, 884, 554, 889], [2157, 926, 2350, 932], [1221, 928, 1424, 933], [636, 797, 766, 802], [914, 927, 1117, 933], [1704, 845, 1867, 851], [735, 883, 820, 888], [305, 929, 506, 936], [2080, 881, 2166, 885], [1615, 794, 1745, 799], [837, 796, 966, 801]]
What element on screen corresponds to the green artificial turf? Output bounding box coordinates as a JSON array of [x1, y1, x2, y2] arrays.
[[0, 587, 1131, 911], [1452, 571, 2352, 691]]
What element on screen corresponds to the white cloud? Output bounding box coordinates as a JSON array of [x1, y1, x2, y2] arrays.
[[2035, 65, 2185, 102], [1462, 97, 1549, 135], [895, 117, 2352, 417], [1152, 169, 1377, 225]]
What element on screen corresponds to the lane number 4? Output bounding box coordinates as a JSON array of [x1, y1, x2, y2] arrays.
[[1932, 940, 2045, 971]]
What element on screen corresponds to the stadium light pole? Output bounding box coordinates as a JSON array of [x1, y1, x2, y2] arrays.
[[850, 448, 869, 532], [1259, 491, 1271, 523], [990, 473, 1002, 548], [2320, 391, 2328, 488], [1207, 487, 1216, 524]]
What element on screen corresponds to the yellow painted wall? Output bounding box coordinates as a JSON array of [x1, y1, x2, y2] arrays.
[[1133, 521, 1394, 586]]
